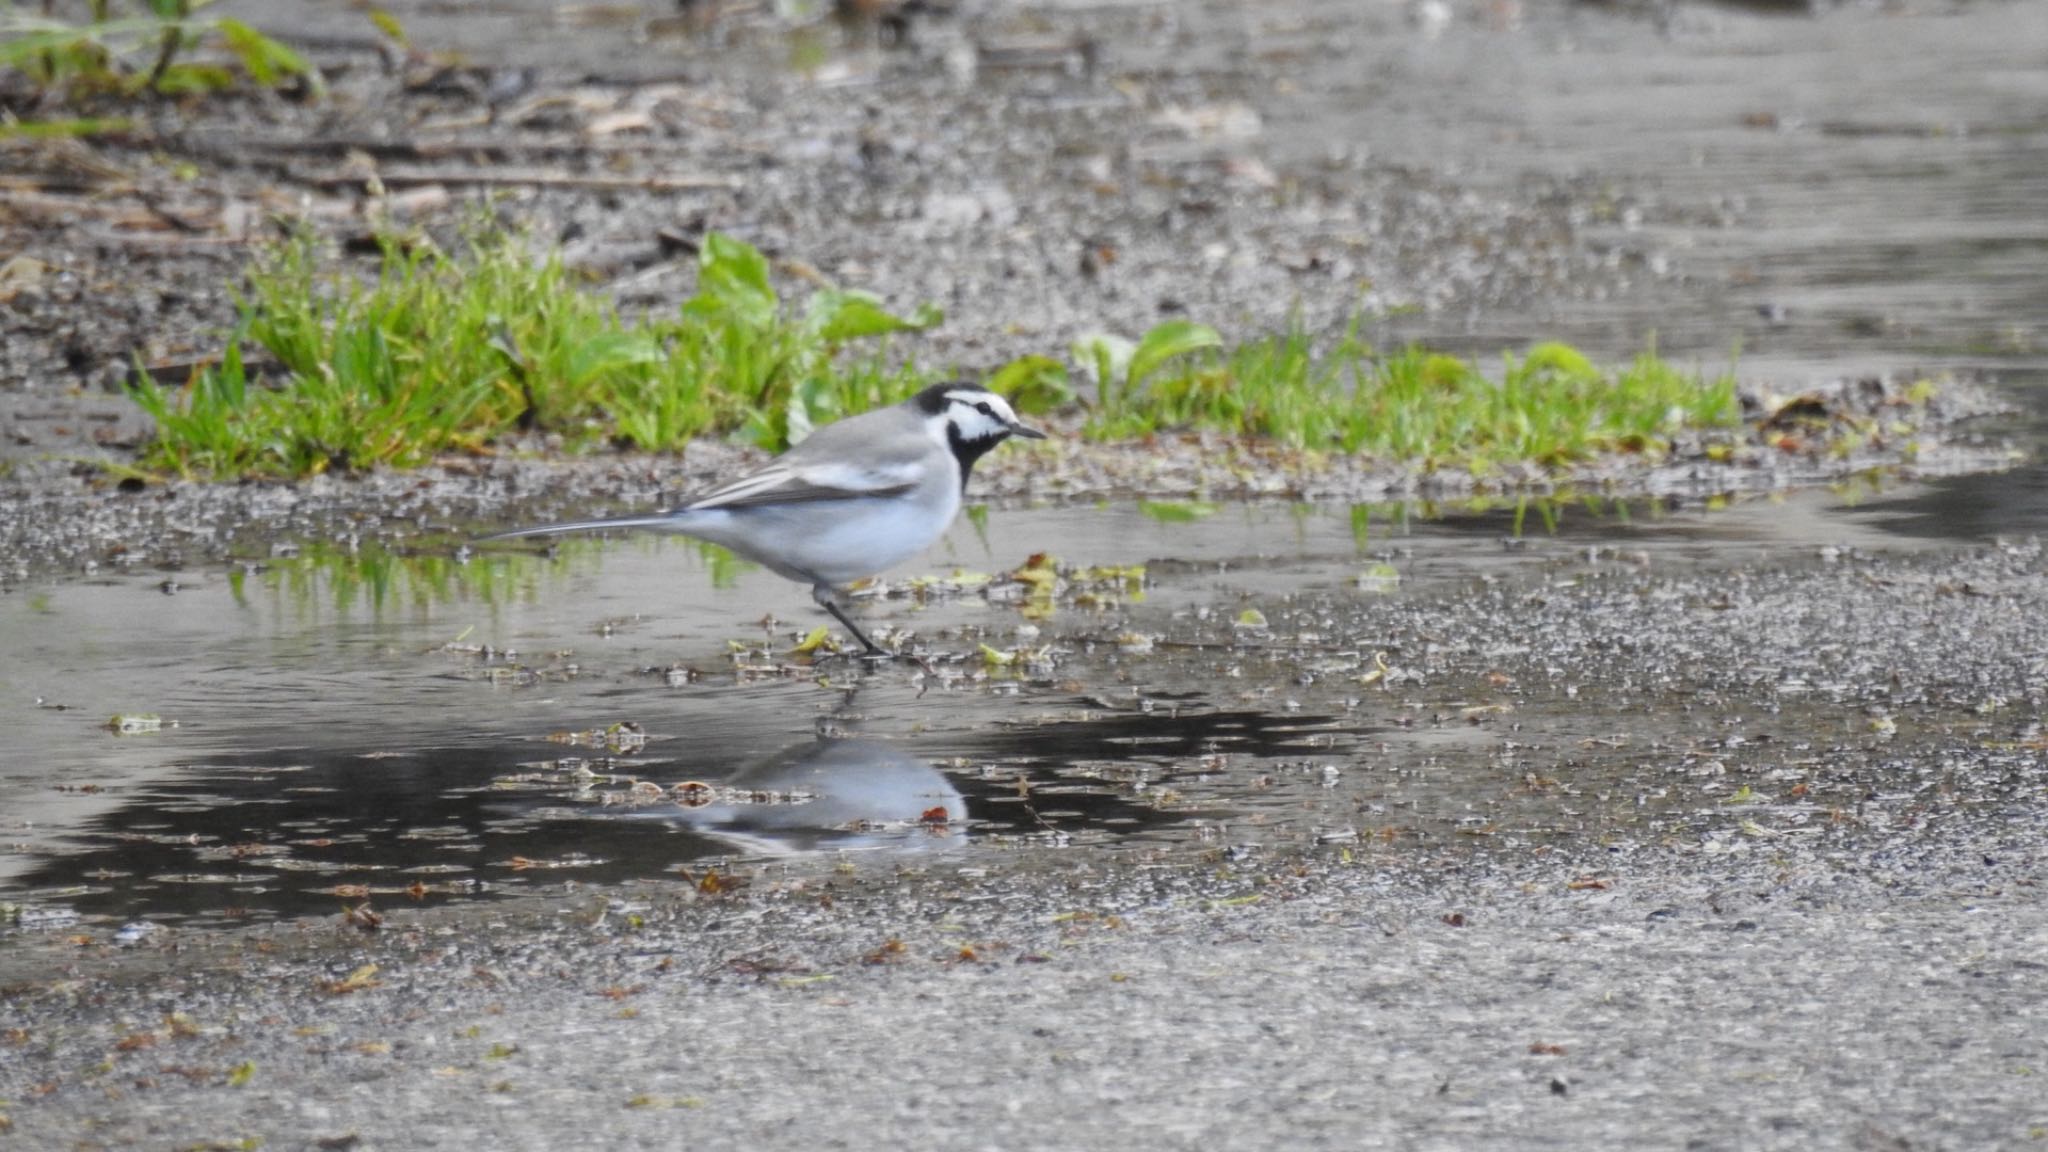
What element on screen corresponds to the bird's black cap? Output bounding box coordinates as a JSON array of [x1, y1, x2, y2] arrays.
[[910, 380, 990, 415]]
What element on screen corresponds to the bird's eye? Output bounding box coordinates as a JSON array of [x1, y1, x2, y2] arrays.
[[975, 402, 995, 417]]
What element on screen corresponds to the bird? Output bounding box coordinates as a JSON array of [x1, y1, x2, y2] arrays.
[[482, 381, 1045, 656]]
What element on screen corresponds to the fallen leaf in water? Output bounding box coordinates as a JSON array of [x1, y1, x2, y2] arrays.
[[688, 867, 743, 895], [863, 939, 907, 965], [320, 964, 381, 996], [791, 626, 838, 656]]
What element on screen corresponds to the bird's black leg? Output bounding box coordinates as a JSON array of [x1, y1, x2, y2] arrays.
[[812, 584, 888, 657]]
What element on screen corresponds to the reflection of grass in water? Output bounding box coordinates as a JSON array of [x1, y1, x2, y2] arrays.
[[232, 534, 760, 617], [1825, 471, 1894, 508], [1136, 501, 1219, 524], [1343, 492, 1679, 548], [235, 537, 605, 618], [1339, 473, 1908, 547], [689, 539, 755, 589]]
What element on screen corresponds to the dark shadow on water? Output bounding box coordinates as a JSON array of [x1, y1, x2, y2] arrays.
[[6, 703, 1366, 927], [1832, 371, 2048, 541]]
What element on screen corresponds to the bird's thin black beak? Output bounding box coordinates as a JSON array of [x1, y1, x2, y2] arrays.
[[1010, 421, 1048, 440]]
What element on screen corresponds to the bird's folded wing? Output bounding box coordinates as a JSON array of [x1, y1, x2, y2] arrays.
[[682, 459, 923, 511]]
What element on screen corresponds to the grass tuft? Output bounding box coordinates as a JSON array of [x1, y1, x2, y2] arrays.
[[128, 225, 935, 477], [128, 221, 1745, 481], [0, 2, 321, 104], [1076, 320, 1739, 469]]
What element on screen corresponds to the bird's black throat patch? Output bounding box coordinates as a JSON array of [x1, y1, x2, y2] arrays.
[[946, 423, 1003, 491]]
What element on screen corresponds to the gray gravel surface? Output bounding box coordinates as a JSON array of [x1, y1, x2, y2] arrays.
[[5, 540, 2044, 1151], [4, 1, 2045, 1148], [2, 805, 2040, 1151]]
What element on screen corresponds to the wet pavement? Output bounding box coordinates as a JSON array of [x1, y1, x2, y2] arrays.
[[3, 489, 2044, 1150], [5, 457, 2040, 927], [4, 0, 2048, 1148]]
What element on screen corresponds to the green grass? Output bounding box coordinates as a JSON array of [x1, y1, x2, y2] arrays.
[[129, 221, 1745, 481], [1073, 321, 1739, 468], [1, 1, 320, 105], [129, 226, 936, 477]]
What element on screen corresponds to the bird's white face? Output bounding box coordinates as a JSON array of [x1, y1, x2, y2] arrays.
[[935, 388, 1037, 445]]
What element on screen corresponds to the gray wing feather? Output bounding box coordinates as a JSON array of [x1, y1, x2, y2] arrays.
[[482, 404, 938, 540], [683, 410, 936, 511], [478, 514, 682, 541], [684, 467, 918, 510]]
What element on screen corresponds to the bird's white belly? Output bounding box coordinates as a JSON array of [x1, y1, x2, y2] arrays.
[[669, 491, 959, 588]]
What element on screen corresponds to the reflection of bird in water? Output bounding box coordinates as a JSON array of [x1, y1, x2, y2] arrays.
[[666, 739, 967, 857]]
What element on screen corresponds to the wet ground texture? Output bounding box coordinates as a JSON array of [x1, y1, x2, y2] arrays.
[[1, 525, 2044, 1149], [4, 0, 2048, 1148]]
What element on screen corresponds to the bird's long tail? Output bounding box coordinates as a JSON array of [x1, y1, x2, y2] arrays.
[[477, 513, 683, 542]]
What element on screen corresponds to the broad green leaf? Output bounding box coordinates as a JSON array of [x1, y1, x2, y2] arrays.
[[566, 332, 663, 386], [1128, 321, 1222, 389], [1520, 341, 1597, 382], [687, 234, 777, 328], [986, 355, 1071, 415], [806, 291, 939, 343], [217, 18, 316, 89], [1070, 332, 1134, 389], [783, 375, 848, 446], [217, 340, 246, 408]]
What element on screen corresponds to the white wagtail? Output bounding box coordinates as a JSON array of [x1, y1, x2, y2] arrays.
[[483, 381, 1045, 655]]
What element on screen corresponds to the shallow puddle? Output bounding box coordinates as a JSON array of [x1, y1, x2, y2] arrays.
[[9, 0, 2048, 930], [1, 467, 2030, 928]]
